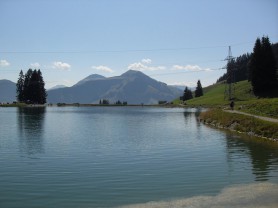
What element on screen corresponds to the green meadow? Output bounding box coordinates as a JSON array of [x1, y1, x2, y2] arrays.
[[174, 80, 278, 119]]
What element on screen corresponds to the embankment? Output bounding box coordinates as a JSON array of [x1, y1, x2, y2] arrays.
[[199, 109, 278, 142]]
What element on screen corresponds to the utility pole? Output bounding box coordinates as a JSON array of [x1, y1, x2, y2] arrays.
[[224, 46, 235, 100]]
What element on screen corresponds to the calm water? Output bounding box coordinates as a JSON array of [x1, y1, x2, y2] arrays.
[[0, 107, 278, 207]]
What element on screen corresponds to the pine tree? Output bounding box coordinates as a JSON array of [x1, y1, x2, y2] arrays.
[[248, 36, 277, 95], [23, 69, 33, 103], [217, 53, 251, 83], [29, 70, 40, 104], [38, 70, 47, 104], [248, 38, 261, 85], [16, 70, 25, 102], [237, 53, 251, 82], [16, 69, 47, 104], [261, 37, 277, 88], [195, 80, 203, 97], [182, 87, 193, 101]]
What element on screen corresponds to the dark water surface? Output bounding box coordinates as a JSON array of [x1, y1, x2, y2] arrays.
[[0, 107, 277, 207]]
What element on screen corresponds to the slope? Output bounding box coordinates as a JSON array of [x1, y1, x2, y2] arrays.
[[179, 80, 277, 119], [186, 80, 255, 106]]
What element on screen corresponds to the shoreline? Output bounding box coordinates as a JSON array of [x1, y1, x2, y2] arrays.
[[200, 119, 278, 143], [199, 109, 278, 142]]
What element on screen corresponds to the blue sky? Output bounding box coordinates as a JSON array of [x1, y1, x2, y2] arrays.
[[1, 0, 277, 89]]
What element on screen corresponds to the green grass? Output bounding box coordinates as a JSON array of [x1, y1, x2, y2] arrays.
[[200, 109, 278, 140], [173, 81, 252, 106], [174, 80, 278, 118], [0, 103, 27, 107], [187, 80, 256, 106], [238, 98, 278, 119]]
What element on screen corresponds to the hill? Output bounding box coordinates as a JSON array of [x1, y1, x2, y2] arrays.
[[185, 80, 255, 106], [47, 70, 182, 104], [0, 80, 16, 103], [176, 80, 277, 119]]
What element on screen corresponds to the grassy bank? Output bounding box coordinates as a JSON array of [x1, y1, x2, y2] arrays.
[[179, 80, 278, 140], [237, 98, 278, 119], [174, 80, 278, 118], [199, 109, 278, 141]]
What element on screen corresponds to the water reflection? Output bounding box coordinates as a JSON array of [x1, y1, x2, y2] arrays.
[[182, 108, 204, 122], [226, 134, 278, 181], [17, 107, 46, 156], [190, 108, 278, 182], [182, 111, 193, 124], [183, 108, 205, 139]]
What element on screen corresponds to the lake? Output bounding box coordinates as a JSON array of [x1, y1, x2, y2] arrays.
[[0, 107, 278, 208]]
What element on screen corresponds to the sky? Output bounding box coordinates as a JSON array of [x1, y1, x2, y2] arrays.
[[0, 0, 278, 89]]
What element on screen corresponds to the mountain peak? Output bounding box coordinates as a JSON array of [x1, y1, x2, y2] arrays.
[[88, 74, 106, 79], [121, 70, 145, 77], [75, 74, 106, 86]]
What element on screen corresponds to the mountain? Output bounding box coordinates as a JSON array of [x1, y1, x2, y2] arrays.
[[48, 85, 67, 91], [0, 80, 16, 103], [47, 70, 182, 104], [170, 85, 185, 91], [170, 85, 196, 91], [75, 74, 106, 86]]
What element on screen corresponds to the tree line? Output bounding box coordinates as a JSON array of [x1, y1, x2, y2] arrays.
[[16, 69, 47, 104], [181, 79, 203, 102], [217, 53, 251, 83], [99, 99, 128, 105], [217, 37, 278, 96], [248, 37, 277, 95]]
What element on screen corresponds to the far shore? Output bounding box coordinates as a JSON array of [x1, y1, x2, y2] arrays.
[[0, 102, 187, 108]]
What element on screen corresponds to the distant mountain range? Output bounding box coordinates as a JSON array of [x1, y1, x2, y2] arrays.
[[0, 70, 184, 104], [48, 85, 67, 91], [170, 85, 195, 91], [0, 79, 16, 103], [47, 70, 182, 104]]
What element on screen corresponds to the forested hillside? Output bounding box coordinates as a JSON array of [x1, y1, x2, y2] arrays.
[[217, 43, 278, 83]]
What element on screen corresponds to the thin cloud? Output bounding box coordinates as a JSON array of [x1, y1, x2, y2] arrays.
[[128, 59, 165, 71], [92, 65, 114, 73], [30, 62, 41, 68], [172, 64, 211, 72], [141, 58, 152, 64], [52, 61, 71, 70], [169, 81, 196, 87], [0, 59, 10, 67]]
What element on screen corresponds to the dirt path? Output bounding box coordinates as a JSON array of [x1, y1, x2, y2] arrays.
[[224, 110, 278, 123]]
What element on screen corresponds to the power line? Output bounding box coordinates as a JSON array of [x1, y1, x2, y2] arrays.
[[0, 47, 226, 54], [0, 65, 226, 73], [1, 35, 277, 55], [148, 67, 225, 77], [0, 41, 255, 54]]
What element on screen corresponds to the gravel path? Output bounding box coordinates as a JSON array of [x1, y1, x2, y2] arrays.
[[224, 110, 278, 123]]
